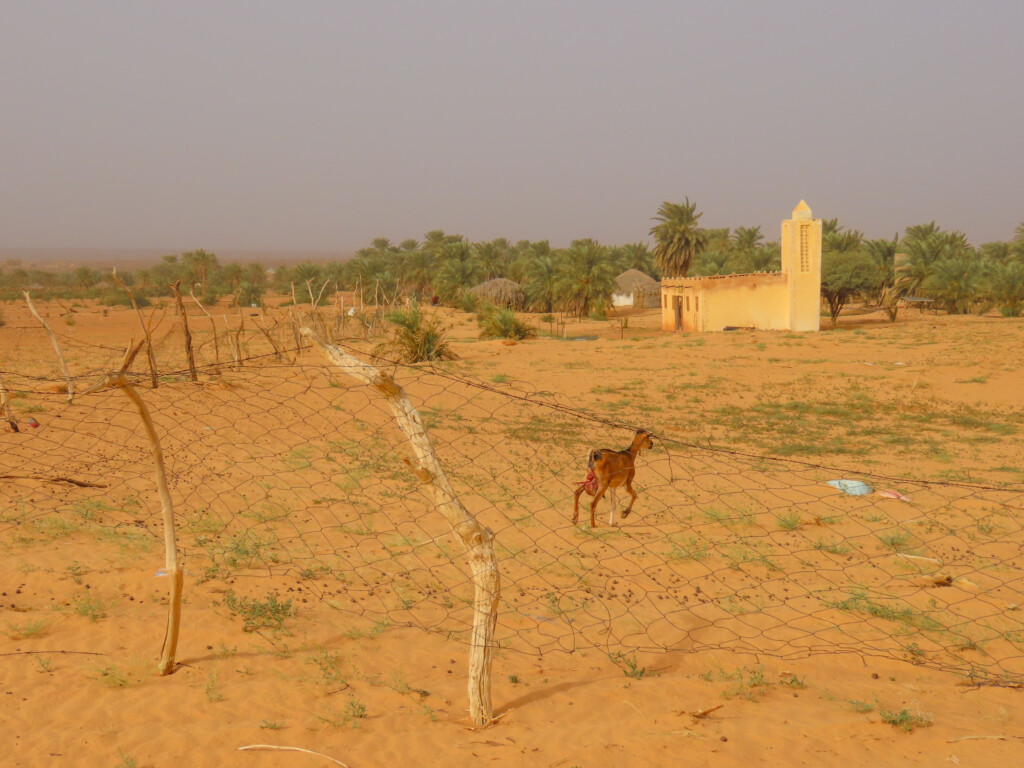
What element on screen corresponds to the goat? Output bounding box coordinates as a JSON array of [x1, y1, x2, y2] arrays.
[[573, 428, 654, 528]]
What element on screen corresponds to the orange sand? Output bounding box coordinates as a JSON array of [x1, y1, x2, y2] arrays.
[[2, 299, 1023, 767]]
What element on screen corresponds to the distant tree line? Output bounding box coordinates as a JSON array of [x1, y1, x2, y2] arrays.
[[2, 201, 1023, 322], [818, 220, 1024, 322], [0, 237, 659, 320]]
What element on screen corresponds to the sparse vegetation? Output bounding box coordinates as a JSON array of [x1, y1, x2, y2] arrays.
[[879, 705, 933, 732], [221, 590, 295, 633]]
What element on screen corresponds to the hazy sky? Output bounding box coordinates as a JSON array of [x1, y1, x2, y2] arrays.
[[2, 1, 1022, 253]]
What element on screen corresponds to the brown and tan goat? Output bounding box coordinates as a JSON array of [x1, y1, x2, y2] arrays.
[[573, 428, 654, 527]]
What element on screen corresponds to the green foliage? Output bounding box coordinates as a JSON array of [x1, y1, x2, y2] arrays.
[[610, 651, 655, 679], [456, 291, 481, 313], [985, 260, 1024, 316], [235, 281, 266, 308], [479, 308, 536, 340], [222, 589, 295, 633], [879, 706, 933, 732], [650, 197, 708, 277], [820, 250, 882, 325], [923, 253, 985, 314], [373, 303, 457, 363], [98, 291, 151, 308], [553, 241, 615, 318]]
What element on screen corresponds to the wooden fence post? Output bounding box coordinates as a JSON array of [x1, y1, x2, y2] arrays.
[[300, 328, 500, 726], [84, 342, 182, 675], [170, 281, 198, 382]]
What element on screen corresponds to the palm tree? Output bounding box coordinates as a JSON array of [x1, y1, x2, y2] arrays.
[[822, 220, 864, 254], [691, 249, 731, 276], [398, 249, 436, 299], [732, 225, 764, 252], [553, 242, 615, 318], [181, 249, 219, 294], [984, 260, 1024, 316], [649, 198, 708, 278], [862, 237, 898, 303], [613, 243, 657, 277], [434, 241, 482, 303], [73, 266, 98, 291], [220, 263, 244, 292], [522, 251, 561, 312], [923, 253, 984, 314], [897, 227, 970, 297], [473, 240, 510, 280]]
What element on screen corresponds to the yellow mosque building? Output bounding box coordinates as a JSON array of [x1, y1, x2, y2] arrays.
[[661, 201, 822, 332]]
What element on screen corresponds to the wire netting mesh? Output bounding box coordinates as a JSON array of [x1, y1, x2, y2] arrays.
[[2, 318, 1023, 684]]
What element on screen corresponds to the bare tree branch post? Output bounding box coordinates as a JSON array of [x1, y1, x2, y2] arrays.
[[0, 371, 19, 432], [253, 317, 283, 361], [111, 269, 159, 388], [170, 281, 198, 382], [83, 341, 183, 675], [300, 328, 500, 726], [188, 290, 220, 369], [23, 291, 74, 402]]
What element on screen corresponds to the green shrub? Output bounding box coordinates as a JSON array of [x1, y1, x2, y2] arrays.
[[374, 304, 457, 363], [98, 291, 151, 308], [479, 308, 536, 340], [236, 282, 265, 308], [456, 292, 480, 313]]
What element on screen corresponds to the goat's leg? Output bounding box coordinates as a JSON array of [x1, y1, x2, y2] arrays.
[[608, 488, 618, 526], [621, 472, 639, 519], [590, 481, 609, 528], [572, 484, 586, 524]]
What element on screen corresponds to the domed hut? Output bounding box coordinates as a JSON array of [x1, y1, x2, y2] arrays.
[[613, 269, 661, 309], [470, 278, 525, 310]]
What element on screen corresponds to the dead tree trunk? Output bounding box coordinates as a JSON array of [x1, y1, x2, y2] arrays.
[[170, 282, 198, 382], [111, 269, 159, 388], [23, 291, 74, 402], [189, 290, 221, 369], [83, 342, 182, 675], [300, 328, 499, 726], [253, 317, 283, 361]]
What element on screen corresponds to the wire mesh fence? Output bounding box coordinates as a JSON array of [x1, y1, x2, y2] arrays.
[[2, 310, 1024, 687]]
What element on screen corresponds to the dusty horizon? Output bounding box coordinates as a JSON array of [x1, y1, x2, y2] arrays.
[[2, 2, 1022, 253]]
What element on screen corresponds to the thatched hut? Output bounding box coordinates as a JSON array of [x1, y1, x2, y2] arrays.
[[470, 278, 525, 309], [613, 269, 661, 309]]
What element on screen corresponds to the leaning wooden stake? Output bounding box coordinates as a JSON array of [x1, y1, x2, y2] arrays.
[[188, 290, 221, 369], [23, 291, 74, 402], [170, 282, 198, 382], [300, 328, 500, 726], [84, 341, 182, 675], [112, 269, 159, 388], [253, 317, 283, 361], [0, 371, 19, 432]]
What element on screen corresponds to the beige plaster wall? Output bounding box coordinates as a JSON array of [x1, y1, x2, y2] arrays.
[[661, 274, 788, 331], [659, 201, 822, 333]]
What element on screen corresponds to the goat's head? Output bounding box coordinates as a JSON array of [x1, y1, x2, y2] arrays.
[[635, 428, 654, 452]]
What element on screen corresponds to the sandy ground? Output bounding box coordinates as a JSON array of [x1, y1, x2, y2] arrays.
[[1, 298, 1023, 767]]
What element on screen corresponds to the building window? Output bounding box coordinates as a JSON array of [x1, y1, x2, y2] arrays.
[[695, 296, 700, 312], [800, 225, 810, 272], [686, 296, 690, 311]]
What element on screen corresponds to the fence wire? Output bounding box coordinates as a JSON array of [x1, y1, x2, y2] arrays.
[[2, 320, 1023, 685]]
